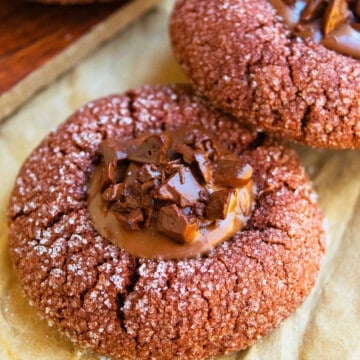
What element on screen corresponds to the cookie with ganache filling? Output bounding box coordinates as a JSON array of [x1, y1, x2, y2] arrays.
[[8, 85, 325, 359], [170, 0, 360, 149]]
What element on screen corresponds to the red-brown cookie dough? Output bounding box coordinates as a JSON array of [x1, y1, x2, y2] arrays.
[[170, 0, 360, 149], [8, 85, 325, 360]]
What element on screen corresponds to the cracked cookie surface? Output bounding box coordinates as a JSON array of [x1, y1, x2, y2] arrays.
[[170, 0, 360, 149], [8, 84, 325, 359]]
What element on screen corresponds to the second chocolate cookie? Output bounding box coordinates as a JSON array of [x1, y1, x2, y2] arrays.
[[170, 0, 360, 149]]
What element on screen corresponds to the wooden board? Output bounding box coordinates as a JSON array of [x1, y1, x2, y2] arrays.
[[0, 0, 160, 121]]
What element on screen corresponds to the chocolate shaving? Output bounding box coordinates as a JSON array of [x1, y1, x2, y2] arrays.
[[100, 138, 128, 165], [271, 0, 360, 58], [301, 0, 326, 22], [114, 209, 143, 231], [96, 127, 253, 245], [173, 143, 195, 164], [323, 0, 350, 35], [156, 204, 198, 243], [128, 134, 169, 165], [193, 152, 212, 183], [205, 189, 233, 220], [137, 163, 161, 183], [102, 183, 124, 202], [153, 166, 203, 206], [214, 160, 253, 188], [107, 161, 120, 185]]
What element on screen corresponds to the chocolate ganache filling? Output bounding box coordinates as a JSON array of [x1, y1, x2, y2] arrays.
[[87, 127, 254, 259], [269, 0, 360, 58]]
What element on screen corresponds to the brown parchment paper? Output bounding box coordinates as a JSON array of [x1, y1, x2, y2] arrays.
[[0, 1, 359, 359]]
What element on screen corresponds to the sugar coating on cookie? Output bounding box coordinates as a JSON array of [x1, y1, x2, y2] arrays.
[[8, 85, 325, 359], [170, 0, 360, 149]]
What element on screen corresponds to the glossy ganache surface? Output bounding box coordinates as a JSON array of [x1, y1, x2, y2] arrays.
[[88, 127, 254, 259], [269, 0, 360, 58]]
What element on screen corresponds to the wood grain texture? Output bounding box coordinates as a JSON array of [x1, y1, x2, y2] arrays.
[[0, 0, 160, 121]]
